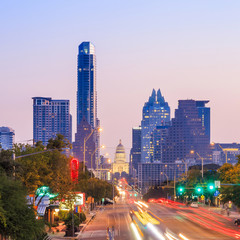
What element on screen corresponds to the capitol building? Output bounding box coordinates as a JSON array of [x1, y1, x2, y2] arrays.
[[112, 140, 129, 175]]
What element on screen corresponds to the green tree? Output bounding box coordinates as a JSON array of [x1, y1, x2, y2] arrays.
[[0, 175, 45, 240]]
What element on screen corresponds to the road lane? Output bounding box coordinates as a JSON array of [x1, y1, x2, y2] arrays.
[[79, 202, 133, 240]]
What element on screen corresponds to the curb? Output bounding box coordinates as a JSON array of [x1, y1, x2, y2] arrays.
[[77, 206, 102, 238]]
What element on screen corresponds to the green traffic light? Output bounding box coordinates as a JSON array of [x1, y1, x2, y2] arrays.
[[196, 187, 202, 193], [208, 184, 215, 191]]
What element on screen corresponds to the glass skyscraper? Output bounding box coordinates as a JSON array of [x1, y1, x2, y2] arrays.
[[74, 42, 100, 166], [141, 89, 170, 163], [33, 97, 72, 145], [77, 42, 97, 129], [163, 100, 210, 163], [0, 127, 15, 150]]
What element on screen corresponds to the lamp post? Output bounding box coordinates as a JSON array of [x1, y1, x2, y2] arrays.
[[164, 164, 176, 201], [90, 145, 105, 178], [83, 127, 102, 173], [190, 150, 203, 178], [161, 172, 169, 186]]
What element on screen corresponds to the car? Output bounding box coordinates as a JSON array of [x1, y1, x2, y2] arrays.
[[234, 219, 240, 226], [190, 202, 198, 208]]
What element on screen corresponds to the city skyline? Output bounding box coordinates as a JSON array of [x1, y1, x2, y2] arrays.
[[1, 1, 240, 161]]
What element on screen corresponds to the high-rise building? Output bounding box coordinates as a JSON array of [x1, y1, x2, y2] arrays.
[[130, 126, 141, 173], [32, 97, 72, 145], [75, 42, 100, 166], [73, 117, 96, 169], [0, 127, 15, 150], [141, 89, 170, 163], [150, 125, 170, 162], [163, 100, 210, 164], [196, 100, 210, 142], [77, 42, 97, 128]]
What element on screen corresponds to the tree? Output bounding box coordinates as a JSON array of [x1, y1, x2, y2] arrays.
[[0, 175, 44, 240], [15, 135, 73, 199], [218, 163, 240, 207]]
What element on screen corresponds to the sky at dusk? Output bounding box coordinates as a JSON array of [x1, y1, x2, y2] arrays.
[[1, 1, 240, 161]]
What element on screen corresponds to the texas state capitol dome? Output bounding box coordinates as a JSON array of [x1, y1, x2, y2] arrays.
[[112, 140, 129, 175]]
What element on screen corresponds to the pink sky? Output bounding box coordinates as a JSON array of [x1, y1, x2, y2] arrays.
[[1, 1, 240, 161]]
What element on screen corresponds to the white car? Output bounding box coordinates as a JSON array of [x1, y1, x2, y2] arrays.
[[190, 202, 198, 208]]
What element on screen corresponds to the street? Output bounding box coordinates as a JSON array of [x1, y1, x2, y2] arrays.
[[79, 197, 240, 240], [79, 203, 133, 240]]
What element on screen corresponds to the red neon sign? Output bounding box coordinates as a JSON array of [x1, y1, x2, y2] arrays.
[[70, 158, 79, 182]]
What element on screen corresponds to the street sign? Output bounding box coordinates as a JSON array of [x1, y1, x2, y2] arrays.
[[201, 195, 205, 200], [214, 190, 220, 197], [215, 181, 221, 188]]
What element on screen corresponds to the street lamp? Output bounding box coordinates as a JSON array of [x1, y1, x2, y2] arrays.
[[161, 172, 169, 186], [165, 164, 177, 201], [90, 145, 105, 178], [190, 150, 204, 178], [83, 127, 102, 173]]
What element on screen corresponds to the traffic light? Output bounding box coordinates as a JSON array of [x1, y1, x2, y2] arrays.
[[177, 187, 185, 195], [208, 183, 215, 191], [195, 186, 202, 194], [134, 193, 137, 197]]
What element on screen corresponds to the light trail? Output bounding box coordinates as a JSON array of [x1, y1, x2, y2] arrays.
[[179, 233, 189, 240], [130, 222, 142, 240], [147, 223, 166, 240]]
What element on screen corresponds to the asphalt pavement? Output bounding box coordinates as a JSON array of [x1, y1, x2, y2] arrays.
[[78, 202, 133, 240], [78, 197, 240, 240]]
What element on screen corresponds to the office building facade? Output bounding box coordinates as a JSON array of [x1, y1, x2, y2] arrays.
[[130, 126, 142, 173], [141, 89, 170, 163], [75, 42, 100, 165], [33, 97, 72, 145], [196, 100, 210, 142], [150, 125, 170, 162], [77, 42, 97, 128], [0, 127, 15, 150], [163, 100, 210, 164]]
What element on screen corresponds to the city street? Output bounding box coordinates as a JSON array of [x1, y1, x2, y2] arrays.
[[146, 201, 239, 239], [79, 196, 240, 240], [79, 203, 133, 240]]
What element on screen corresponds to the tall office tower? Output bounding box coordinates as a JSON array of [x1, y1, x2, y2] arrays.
[[0, 127, 15, 150], [141, 89, 170, 163], [196, 100, 210, 142], [75, 42, 100, 165], [163, 100, 210, 163], [33, 97, 72, 146], [150, 125, 170, 162], [73, 117, 96, 169], [77, 42, 97, 128], [130, 126, 142, 173]]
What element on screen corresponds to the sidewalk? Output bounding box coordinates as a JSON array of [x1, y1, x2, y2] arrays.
[[49, 207, 101, 240], [200, 204, 240, 219]]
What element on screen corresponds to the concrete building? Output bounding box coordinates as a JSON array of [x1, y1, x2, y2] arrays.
[[32, 97, 72, 145], [141, 89, 170, 163], [0, 127, 15, 150], [112, 140, 129, 176]]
